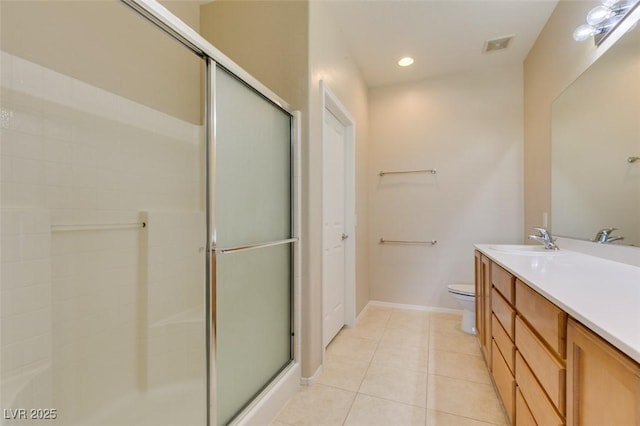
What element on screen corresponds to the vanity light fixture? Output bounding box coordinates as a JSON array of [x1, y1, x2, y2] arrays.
[[587, 5, 616, 25], [574, 0, 639, 45], [398, 57, 414, 67]]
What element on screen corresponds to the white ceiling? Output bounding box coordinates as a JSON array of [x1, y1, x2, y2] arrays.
[[326, 0, 559, 87]]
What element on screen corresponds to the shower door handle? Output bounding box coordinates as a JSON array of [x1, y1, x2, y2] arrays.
[[214, 238, 298, 254]]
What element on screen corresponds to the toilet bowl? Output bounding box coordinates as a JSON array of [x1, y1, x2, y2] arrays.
[[447, 283, 476, 335]]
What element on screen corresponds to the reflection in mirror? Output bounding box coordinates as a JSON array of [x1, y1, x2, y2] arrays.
[[552, 20, 640, 246]]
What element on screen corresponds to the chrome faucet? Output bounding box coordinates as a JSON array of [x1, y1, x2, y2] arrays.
[[593, 227, 624, 244], [528, 227, 559, 250]]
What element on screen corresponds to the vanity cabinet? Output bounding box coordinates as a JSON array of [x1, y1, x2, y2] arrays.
[[566, 319, 640, 426], [475, 253, 567, 425], [474, 247, 640, 426]]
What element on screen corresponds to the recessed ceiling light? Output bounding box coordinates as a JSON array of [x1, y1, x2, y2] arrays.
[[398, 57, 414, 67]]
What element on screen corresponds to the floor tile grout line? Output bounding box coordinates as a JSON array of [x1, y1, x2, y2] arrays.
[[340, 307, 392, 425], [431, 408, 506, 426], [428, 371, 492, 386], [425, 314, 432, 426], [429, 347, 483, 357], [361, 309, 426, 424], [276, 309, 502, 426], [356, 389, 428, 409]]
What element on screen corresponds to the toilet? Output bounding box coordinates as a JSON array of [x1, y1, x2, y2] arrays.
[[447, 283, 476, 335]]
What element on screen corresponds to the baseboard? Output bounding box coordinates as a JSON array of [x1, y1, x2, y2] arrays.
[[367, 300, 462, 315], [299, 364, 323, 386]]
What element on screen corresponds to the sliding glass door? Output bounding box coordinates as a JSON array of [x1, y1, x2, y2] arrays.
[[0, 1, 297, 424], [212, 67, 294, 425]]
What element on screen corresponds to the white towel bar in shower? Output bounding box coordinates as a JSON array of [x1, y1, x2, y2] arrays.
[[379, 238, 437, 245], [379, 169, 437, 176], [51, 222, 146, 232]]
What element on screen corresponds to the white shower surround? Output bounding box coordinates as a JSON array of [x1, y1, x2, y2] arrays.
[[1, 51, 206, 424]]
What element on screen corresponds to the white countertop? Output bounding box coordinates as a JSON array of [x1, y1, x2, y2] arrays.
[[475, 244, 640, 364]]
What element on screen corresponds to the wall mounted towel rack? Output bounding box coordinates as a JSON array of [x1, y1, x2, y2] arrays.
[[379, 238, 437, 245], [51, 222, 147, 232], [379, 169, 437, 177]]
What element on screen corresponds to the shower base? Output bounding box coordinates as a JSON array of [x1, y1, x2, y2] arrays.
[[76, 379, 206, 426]]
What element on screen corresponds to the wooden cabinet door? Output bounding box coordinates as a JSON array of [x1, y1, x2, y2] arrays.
[[475, 251, 484, 351], [475, 251, 492, 363], [567, 319, 640, 426], [482, 257, 491, 354], [481, 254, 492, 363]]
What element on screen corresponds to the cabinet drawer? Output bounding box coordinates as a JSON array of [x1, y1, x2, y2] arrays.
[[515, 279, 567, 358], [516, 316, 566, 415], [516, 351, 564, 426], [491, 262, 515, 303], [516, 386, 537, 426], [492, 314, 514, 373], [491, 340, 514, 423], [492, 288, 515, 340]]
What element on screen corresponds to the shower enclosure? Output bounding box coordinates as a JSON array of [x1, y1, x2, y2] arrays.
[[0, 1, 299, 425]]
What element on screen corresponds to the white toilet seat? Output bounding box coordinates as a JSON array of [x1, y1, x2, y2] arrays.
[[447, 283, 475, 297]]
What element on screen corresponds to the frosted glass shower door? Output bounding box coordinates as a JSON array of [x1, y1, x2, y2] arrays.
[[214, 67, 294, 425]]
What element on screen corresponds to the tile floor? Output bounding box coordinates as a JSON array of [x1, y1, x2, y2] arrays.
[[271, 305, 508, 426]]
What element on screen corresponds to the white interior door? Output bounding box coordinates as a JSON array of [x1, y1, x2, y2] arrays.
[[323, 110, 347, 347]]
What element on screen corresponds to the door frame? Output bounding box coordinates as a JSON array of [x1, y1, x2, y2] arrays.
[[320, 81, 356, 348]]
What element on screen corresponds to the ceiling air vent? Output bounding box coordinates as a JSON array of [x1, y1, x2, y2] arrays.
[[483, 35, 514, 53]]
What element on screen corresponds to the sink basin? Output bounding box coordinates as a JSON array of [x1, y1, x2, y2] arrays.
[[488, 244, 564, 255]]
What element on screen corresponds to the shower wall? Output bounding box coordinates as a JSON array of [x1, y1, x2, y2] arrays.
[[1, 45, 205, 424], [0, 1, 202, 125]]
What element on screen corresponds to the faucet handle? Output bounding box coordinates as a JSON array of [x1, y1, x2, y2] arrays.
[[594, 227, 621, 243], [532, 227, 550, 237], [594, 227, 616, 242], [528, 227, 559, 250], [598, 227, 617, 235], [532, 227, 544, 234]]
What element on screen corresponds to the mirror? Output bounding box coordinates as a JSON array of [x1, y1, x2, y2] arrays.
[[551, 21, 640, 246]]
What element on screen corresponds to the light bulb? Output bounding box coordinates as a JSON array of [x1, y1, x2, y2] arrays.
[[573, 24, 598, 41], [601, 0, 620, 8], [587, 5, 614, 25], [398, 57, 414, 67]]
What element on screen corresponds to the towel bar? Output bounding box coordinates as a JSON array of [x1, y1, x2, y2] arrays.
[[379, 169, 437, 176], [379, 238, 437, 245]]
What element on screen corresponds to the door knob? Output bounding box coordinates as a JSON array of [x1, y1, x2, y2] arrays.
[[341, 233, 349, 241]]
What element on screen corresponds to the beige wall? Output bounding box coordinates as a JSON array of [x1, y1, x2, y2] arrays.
[[199, 0, 309, 110], [308, 0, 370, 375], [524, 0, 605, 238], [0, 0, 202, 124], [368, 65, 524, 308], [161, 0, 202, 31]]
